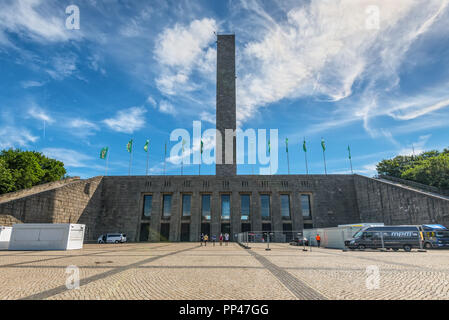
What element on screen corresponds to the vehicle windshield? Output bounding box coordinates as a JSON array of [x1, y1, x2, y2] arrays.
[[353, 230, 363, 238], [436, 231, 449, 238]]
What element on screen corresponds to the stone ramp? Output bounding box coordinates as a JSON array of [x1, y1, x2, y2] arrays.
[[0, 177, 81, 205]]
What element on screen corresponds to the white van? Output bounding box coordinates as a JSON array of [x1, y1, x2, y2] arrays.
[[98, 233, 127, 244]]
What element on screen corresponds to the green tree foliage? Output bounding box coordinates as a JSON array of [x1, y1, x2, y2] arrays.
[[0, 149, 66, 195], [0, 158, 14, 194], [376, 148, 449, 190]]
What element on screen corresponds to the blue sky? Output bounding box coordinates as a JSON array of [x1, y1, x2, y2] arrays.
[[1, 0, 449, 178]]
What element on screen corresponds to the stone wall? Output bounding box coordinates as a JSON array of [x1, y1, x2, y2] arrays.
[[0, 176, 103, 240], [354, 175, 449, 226], [0, 215, 22, 226]]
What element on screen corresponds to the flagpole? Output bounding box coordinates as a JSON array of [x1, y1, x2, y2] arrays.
[[129, 148, 132, 176], [164, 142, 167, 176], [323, 149, 327, 175], [287, 151, 290, 174], [146, 148, 149, 176], [105, 149, 109, 176], [305, 151, 309, 175], [348, 145, 353, 175]]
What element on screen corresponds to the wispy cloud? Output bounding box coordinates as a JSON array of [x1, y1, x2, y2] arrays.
[[0, 126, 38, 149], [103, 106, 147, 134], [0, 0, 82, 43], [27, 105, 54, 124], [42, 148, 93, 168]]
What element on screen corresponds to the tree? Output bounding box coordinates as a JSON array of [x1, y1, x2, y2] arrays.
[[0, 149, 67, 195], [377, 148, 449, 190], [401, 153, 449, 189], [0, 158, 14, 194]]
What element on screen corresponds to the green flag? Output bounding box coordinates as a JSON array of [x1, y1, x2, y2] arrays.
[[127, 139, 133, 153], [268, 140, 271, 154], [144, 140, 149, 152], [164, 142, 167, 157], [321, 138, 326, 152], [303, 139, 307, 152], [348, 145, 352, 159], [100, 147, 108, 159], [285, 138, 289, 153], [200, 140, 204, 154]]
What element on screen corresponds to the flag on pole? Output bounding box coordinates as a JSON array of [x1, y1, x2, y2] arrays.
[[348, 145, 351, 159], [268, 140, 271, 154], [200, 140, 204, 154], [100, 147, 108, 159], [182, 139, 186, 153], [321, 138, 326, 151], [303, 138, 309, 174], [127, 139, 133, 153], [285, 138, 289, 153], [144, 140, 149, 152]]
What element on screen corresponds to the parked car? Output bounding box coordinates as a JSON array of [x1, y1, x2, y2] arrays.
[[290, 237, 309, 246], [98, 233, 127, 244], [345, 226, 421, 252]]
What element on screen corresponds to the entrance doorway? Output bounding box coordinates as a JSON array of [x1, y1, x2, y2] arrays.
[[160, 223, 170, 241]]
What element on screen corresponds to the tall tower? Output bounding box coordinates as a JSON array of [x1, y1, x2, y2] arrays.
[[216, 34, 237, 176]]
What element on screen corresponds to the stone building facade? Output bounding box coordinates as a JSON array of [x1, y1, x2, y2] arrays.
[[0, 35, 448, 242]]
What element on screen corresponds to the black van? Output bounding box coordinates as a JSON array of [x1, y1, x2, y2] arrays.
[[344, 226, 421, 252]]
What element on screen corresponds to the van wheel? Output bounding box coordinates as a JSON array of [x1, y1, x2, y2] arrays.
[[403, 245, 412, 252], [358, 244, 366, 250], [424, 242, 432, 249], [115, 240, 119, 244]]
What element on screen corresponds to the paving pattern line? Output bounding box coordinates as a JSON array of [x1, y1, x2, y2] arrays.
[[20, 244, 198, 300], [1, 243, 173, 268], [247, 249, 328, 300]]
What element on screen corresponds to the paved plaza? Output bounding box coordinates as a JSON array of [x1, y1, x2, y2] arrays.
[[0, 242, 448, 300]]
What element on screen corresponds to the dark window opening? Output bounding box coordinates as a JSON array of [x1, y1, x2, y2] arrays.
[[139, 223, 150, 242], [180, 223, 190, 241], [160, 223, 170, 241]]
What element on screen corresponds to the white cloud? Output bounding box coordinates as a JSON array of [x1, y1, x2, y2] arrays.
[[42, 148, 93, 168], [21, 80, 45, 88], [0, 0, 82, 43], [146, 96, 157, 107], [103, 106, 147, 134], [0, 126, 38, 149], [154, 18, 217, 95], [46, 55, 78, 80], [158, 100, 176, 115], [68, 118, 98, 137], [27, 105, 54, 124]]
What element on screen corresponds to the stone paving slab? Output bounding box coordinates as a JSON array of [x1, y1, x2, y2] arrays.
[[1, 243, 449, 300]]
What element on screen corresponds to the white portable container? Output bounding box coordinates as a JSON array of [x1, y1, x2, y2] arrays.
[[8, 224, 85, 251], [304, 223, 384, 249], [0, 226, 12, 250]]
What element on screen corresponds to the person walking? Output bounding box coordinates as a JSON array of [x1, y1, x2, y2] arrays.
[[204, 234, 209, 246], [200, 233, 204, 246], [224, 233, 230, 246], [211, 234, 217, 246], [219, 233, 223, 246], [316, 234, 321, 248]]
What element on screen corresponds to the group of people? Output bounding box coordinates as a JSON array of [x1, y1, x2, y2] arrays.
[[200, 233, 230, 246]]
